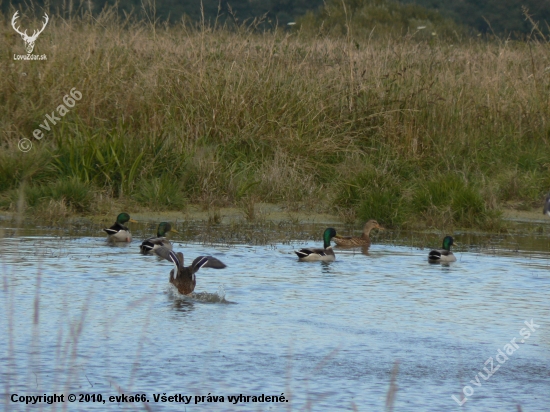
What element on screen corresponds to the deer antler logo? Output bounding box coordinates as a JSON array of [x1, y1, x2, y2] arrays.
[[12, 11, 49, 54]]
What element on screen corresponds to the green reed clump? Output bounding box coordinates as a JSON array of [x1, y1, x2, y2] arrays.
[[335, 162, 409, 226], [1, 178, 93, 213], [1, 8, 549, 228], [134, 176, 187, 210], [48, 178, 94, 212], [413, 174, 489, 227], [0, 148, 52, 192]]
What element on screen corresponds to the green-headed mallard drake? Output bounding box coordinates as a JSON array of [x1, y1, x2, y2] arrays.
[[333, 219, 385, 247], [428, 236, 456, 263], [103, 213, 137, 242], [154, 246, 226, 295], [140, 222, 179, 254], [295, 228, 338, 262], [544, 194, 550, 217]]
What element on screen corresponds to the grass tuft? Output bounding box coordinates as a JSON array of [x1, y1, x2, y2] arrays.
[[1, 178, 93, 214]]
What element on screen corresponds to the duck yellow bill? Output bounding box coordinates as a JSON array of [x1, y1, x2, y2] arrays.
[[129, 219, 138, 223], [170, 228, 179, 233]]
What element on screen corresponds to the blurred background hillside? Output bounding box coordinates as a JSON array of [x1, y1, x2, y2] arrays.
[[2, 0, 550, 36]]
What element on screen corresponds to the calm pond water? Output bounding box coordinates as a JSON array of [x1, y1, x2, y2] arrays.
[[1, 219, 549, 411]]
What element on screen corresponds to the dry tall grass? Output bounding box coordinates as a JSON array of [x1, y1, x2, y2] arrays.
[[1, 9, 550, 228]]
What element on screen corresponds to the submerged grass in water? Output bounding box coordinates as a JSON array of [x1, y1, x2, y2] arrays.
[[1, 10, 550, 229]]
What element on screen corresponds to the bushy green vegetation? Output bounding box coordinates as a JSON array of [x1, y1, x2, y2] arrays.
[[2, 8, 550, 229]]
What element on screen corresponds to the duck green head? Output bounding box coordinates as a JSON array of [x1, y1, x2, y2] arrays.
[[116, 213, 137, 224], [157, 222, 178, 237], [323, 227, 337, 248], [442, 236, 454, 251]]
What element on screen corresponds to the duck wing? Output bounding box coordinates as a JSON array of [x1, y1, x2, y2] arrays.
[[103, 222, 128, 235], [154, 246, 181, 270], [140, 237, 168, 254], [428, 249, 454, 261], [190, 256, 227, 273], [333, 236, 368, 247], [295, 247, 328, 258]]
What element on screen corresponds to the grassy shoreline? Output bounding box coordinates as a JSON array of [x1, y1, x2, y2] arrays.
[[2, 12, 550, 230], [0, 203, 546, 231]]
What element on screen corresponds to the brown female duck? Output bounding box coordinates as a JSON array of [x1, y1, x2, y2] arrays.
[[332, 220, 384, 247]]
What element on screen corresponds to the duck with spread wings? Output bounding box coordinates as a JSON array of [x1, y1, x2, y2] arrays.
[[154, 246, 226, 295]]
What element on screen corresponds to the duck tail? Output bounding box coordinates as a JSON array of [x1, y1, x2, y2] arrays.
[[140, 242, 153, 254], [295, 250, 309, 258], [428, 250, 441, 261]]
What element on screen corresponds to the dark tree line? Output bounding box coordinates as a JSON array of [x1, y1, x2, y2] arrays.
[[1, 0, 324, 26]]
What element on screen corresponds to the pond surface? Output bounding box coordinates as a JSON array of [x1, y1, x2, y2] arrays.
[[1, 219, 549, 411]]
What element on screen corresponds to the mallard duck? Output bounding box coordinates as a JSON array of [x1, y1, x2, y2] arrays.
[[295, 228, 338, 262], [428, 236, 456, 263], [140, 222, 179, 254], [544, 194, 550, 217], [154, 246, 226, 295], [333, 219, 385, 247], [103, 213, 137, 242]]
